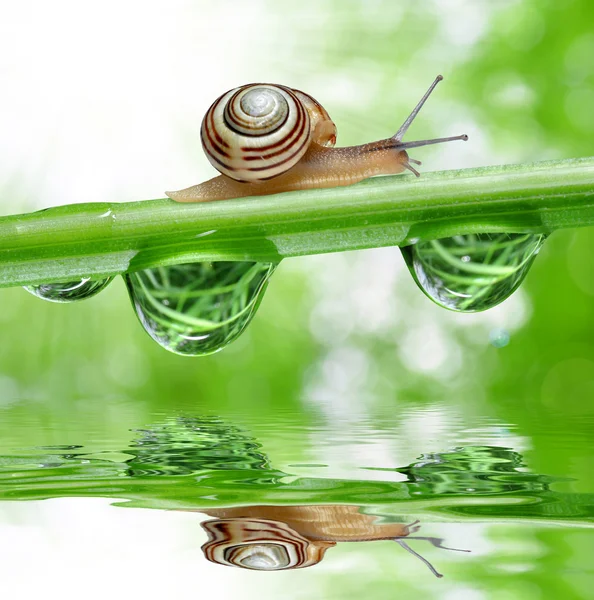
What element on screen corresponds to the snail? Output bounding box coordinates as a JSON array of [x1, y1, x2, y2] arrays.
[[166, 75, 467, 202], [199, 504, 469, 577]]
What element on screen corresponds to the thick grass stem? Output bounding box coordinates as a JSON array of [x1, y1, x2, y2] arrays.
[[0, 156, 593, 288]]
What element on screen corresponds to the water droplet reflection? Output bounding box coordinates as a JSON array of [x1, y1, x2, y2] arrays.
[[401, 233, 547, 312], [124, 261, 276, 356]]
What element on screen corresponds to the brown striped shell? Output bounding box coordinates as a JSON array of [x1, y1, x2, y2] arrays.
[[201, 518, 335, 571], [200, 84, 337, 183]]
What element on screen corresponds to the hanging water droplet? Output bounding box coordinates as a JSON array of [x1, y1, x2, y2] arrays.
[[124, 261, 277, 356], [24, 277, 113, 303], [401, 233, 547, 312], [489, 328, 510, 348]]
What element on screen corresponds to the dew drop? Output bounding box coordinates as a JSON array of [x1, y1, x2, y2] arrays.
[[401, 233, 547, 312], [124, 261, 277, 356], [24, 277, 113, 303], [489, 328, 510, 348]]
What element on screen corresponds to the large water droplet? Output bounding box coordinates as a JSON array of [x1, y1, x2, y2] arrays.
[[124, 261, 276, 356], [24, 277, 113, 303], [401, 233, 547, 312]]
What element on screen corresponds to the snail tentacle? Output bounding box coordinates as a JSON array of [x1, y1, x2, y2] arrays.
[[393, 534, 471, 578], [395, 539, 445, 578]]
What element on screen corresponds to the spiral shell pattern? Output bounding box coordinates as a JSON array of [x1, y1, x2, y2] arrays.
[[201, 518, 330, 570], [201, 84, 315, 183]]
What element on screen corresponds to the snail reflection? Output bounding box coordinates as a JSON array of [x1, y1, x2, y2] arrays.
[[198, 504, 469, 577], [4, 415, 576, 581]]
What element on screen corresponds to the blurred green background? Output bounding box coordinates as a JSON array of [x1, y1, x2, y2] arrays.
[[0, 1, 593, 598]]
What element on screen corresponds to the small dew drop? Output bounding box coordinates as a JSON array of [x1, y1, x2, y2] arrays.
[[124, 261, 277, 356], [489, 328, 510, 348], [24, 277, 113, 303], [401, 233, 547, 312]]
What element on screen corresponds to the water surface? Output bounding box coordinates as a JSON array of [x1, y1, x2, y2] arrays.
[[1, 401, 592, 599]]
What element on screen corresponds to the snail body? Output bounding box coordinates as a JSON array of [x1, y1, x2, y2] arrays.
[[198, 504, 469, 576], [166, 76, 467, 202]]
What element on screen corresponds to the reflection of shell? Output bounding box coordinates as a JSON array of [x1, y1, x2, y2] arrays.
[[205, 505, 411, 541], [201, 518, 335, 570], [199, 505, 466, 577]]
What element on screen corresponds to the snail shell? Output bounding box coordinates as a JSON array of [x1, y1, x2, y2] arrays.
[[201, 517, 335, 571], [201, 84, 337, 183]]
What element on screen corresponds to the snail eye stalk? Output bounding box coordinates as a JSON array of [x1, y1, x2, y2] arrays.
[[394, 535, 471, 578], [393, 74, 444, 142]]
